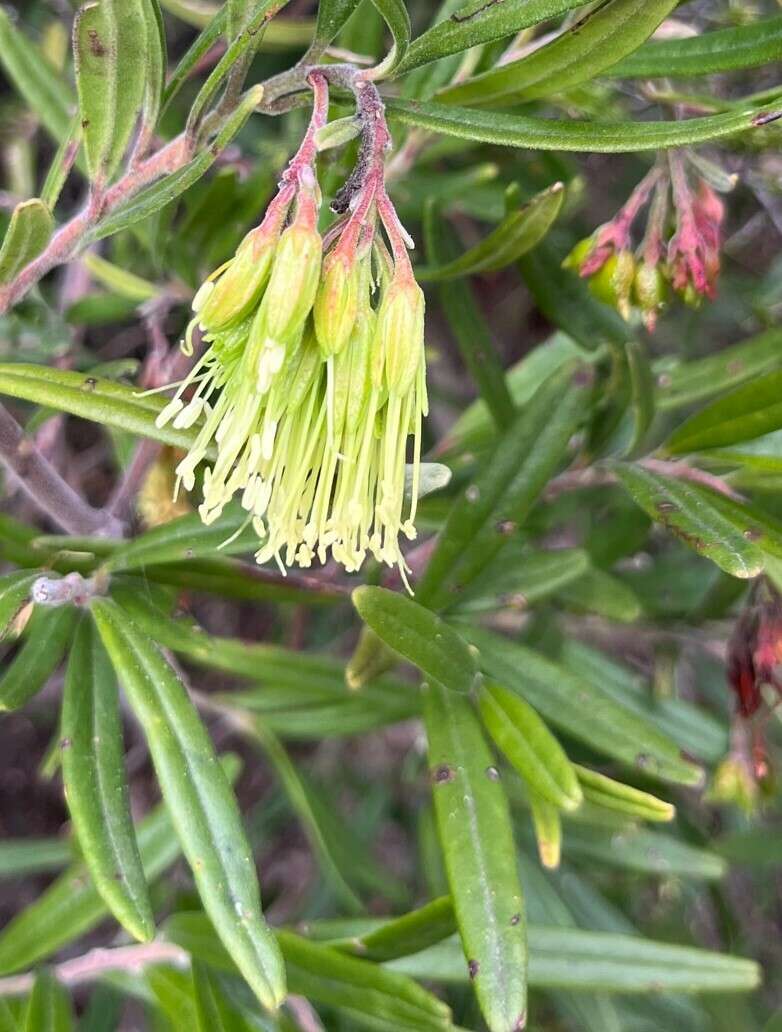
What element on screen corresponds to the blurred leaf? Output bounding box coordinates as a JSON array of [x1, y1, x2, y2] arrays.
[[477, 680, 582, 811], [667, 370, 782, 455], [529, 789, 562, 869], [192, 962, 254, 1032], [23, 969, 73, 1032], [0, 571, 39, 641], [387, 96, 782, 150], [388, 926, 759, 993], [562, 824, 726, 879], [417, 362, 589, 609], [455, 546, 591, 614], [625, 339, 654, 456], [556, 567, 642, 623], [147, 966, 198, 1028], [73, 0, 150, 183], [0, 10, 74, 144], [62, 618, 154, 943], [574, 766, 674, 823], [613, 464, 765, 578], [352, 585, 479, 693], [468, 627, 704, 786], [424, 680, 527, 1032], [0, 605, 75, 711], [438, 0, 677, 105], [609, 15, 782, 77], [417, 182, 564, 281], [92, 599, 285, 1012], [0, 200, 54, 286], [396, 0, 591, 75], [82, 254, 159, 302], [0, 838, 71, 879]]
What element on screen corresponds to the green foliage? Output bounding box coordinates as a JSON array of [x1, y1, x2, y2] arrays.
[[0, 1, 779, 1030]]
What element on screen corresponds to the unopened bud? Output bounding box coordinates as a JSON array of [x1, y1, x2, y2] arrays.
[[196, 227, 277, 333], [257, 220, 322, 348], [314, 251, 360, 359], [588, 250, 635, 319], [633, 261, 667, 330], [562, 236, 594, 272], [373, 277, 425, 395]]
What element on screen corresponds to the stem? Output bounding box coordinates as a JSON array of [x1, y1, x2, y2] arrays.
[[0, 402, 124, 537], [545, 458, 743, 502]]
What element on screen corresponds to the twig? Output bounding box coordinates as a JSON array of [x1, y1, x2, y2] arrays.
[[0, 941, 189, 997], [0, 402, 124, 537], [545, 458, 743, 502]]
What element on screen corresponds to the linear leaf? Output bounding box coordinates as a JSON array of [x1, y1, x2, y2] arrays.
[[417, 361, 589, 610], [91, 599, 286, 1012], [62, 618, 154, 943], [388, 926, 759, 993], [369, 0, 411, 75], [667, 369, 782, 454], [163, 5, 226, 109], [478, 681, 582, 811], [24, 970, 73, 1032], [556, 567, 642, 623], [352, 586, 478, 693], [339, 897, 457, 962], [575, 765, 674, 823], [438, 0, 678, 106], [387, 95, 782, 151], [140, 0, 166, 141], [0, 200, 54, 285], [424, 681, 526, 1032], [0, 839, 71, 879], [0, 10, 74, 144], [0, 605, 76, 711], [395, 0, 591, 76], [609, 15, 782, 78], [0, 571, 39, 641], [417, 182, 564, 281], [563, 825, 725, 879], [613, 463, 765, 578], [529, 789, 562, 869], [455, 547, 591, 614], [468, 627, 703, 786], [314, 0, 362, 46]]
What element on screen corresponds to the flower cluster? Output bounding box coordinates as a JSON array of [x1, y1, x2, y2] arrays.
[[563, 152, 727, 330], [154, 73, 427, 583]]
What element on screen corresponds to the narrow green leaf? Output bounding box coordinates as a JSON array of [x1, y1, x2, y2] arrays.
[[352, 586, 479, 693], [613, 463, 764, 578], [438, 0, 677, 106], [341, 897, 457, 962], [563, 825, 726, 879], [529, 789, 562, 869], [0, 838, 71, 879], [147, 967, 198, 1028], [574, 765, 674, 823], [369, 0, 411, 75], [417, 362, 589, 610], [424, 204, 515, 431], [73, 0, 148, 183], [656, 328, 782, 411], [625, 339, 654, 455], [91, 85, 264, 241], [454, 547, 591, 614], [40, 119, 83, 211], [608, 15, 782, 78], [314, 0, 362, 46], [142, 0, 166, 132], [0, 997, 16, 1032], [163, 5, 226, 109], [0, 760, 238, 974], [192, 961, 254, 1032], [24, 970, 73, 1032], [387, 95, 782, 151], [0, 10, 74, 144], [91, 599, 286, 1012], [0, 605, 76, 711], [478, 681, 582, 811], [418, 182, 564, 281], [395, 0, 591, 76], [388, 926, 760, 993], [424, 681, 526, 1032], [279, 930, 452, 1032], [667, 369, 782, 455], [468, 627, 703, 786], [62, 618, 154, 943], [556, 567, 642, 623], [0, 571, 39, 641], [0, 200, 54, 285], [83, 254, 159, 303]]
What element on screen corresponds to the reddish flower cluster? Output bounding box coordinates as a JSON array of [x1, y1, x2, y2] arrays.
[[727, 581, 782, 719]]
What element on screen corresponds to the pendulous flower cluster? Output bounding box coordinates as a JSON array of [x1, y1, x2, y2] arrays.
[[563, 151, 728, 330], [154, 73, 427, 583]]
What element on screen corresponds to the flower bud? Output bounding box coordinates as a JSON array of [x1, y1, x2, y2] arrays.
[[373, 277, 425, 396], [633, 261, 667, 330], [562, 236, 594, 272], [588, 249, 635, 319], [707, 756, 758, 815], [313, 251, 360, 359], [257, 220, 322, 349], [196, 227, 277, 333]]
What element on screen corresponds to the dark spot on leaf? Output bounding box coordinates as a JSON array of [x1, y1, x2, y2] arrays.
[[636, 752, 651, 769], [60, 737, 72, 750], [81, 119, 90, 129], [82, 377, 97, 391], [743, 527, 762, 541], [87, 29, 106, 57], [485, 765, 500, 781], [432, 764, 455, 784], [496, 520, 516, 535], [572, 365, 594, 388], [184, 548, 195, 558], [752, 110, 782, 127], [510, 912, 521, 926], [727, 360, 744, 376], [656, 500, 677, 514], [467, 959, 479, 979]]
